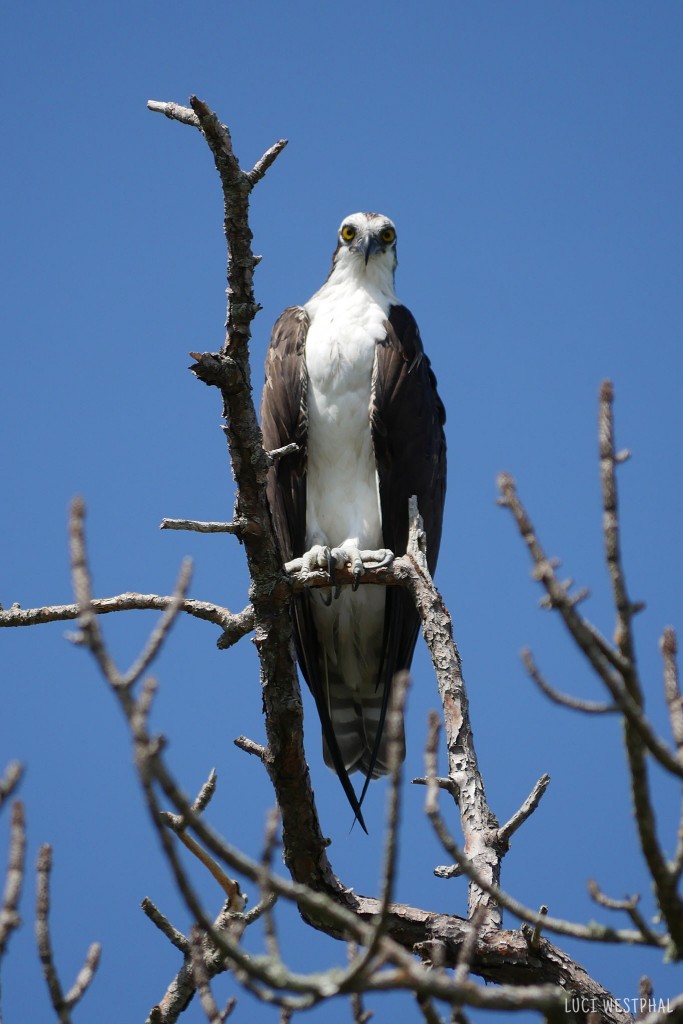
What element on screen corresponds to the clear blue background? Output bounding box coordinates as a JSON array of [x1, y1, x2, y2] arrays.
[[2, 2, 682, 1021]]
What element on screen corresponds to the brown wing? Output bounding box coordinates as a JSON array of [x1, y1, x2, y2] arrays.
[[372, 304, 447, 575], [260, 306, 368, 830], [358, 304, 446, 799], [260, 306, 309, 561]]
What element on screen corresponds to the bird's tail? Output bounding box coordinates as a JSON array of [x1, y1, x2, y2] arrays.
[[322, 682, 405, 779]]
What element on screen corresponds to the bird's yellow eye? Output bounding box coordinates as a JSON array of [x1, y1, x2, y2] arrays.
[[341, 225, 356, 242], [380, 227, 396, 244]]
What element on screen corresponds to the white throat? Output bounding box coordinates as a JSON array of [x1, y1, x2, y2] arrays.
[[306, 249, 398, 318]]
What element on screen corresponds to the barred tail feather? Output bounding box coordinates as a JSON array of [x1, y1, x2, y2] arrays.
[[322, 683, 405, 779]]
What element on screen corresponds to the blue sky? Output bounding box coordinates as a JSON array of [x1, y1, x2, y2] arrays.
[[2, 2, 683, 1021]]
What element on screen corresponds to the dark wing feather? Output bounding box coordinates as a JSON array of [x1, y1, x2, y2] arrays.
[[359, 304, 446, 797], [260, 307, 309, 562], [260, 306, 368, 831]]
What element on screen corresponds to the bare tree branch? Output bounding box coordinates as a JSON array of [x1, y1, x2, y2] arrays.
[[160, 518, 246, 534], [35, 845, 101, 1022], [0, 591, 249, 640], [497, 771, 551, 844], [190, 927, 237, 1023], [0, 801, 26, 960], [522, 648, 618, 715], [123, 558, 193, 687], [141, 897, 190, 954], [597, 382, 683, 955], [662, 628, 683, 752], [147, 100, 200, 127], [587, 881, 663, 947], [0, 763, 23, 810]]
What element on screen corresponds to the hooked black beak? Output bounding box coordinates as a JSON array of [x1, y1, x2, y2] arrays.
[[353, 233, 382, 265]]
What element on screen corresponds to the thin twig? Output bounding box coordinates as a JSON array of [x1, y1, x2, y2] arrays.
[[636, 977, 654, 1021], [141, 897, 190, 953], [69, 497, 124, 686], [662, 628, 683, 752], [0, 762, 24, 810], [599, 380, 636, 660], [62, 943, 102, 1010], [231, 891, 277, 927], [377, 672, 410, 915], [193, 770, 218, 814], [522, 905, 548, 951], [451, 1008, 472, 1024], [35, 845, 101, 1022], [264, 442, 299, 466], [498, 774, 551, 845], [234, 736, 268, 761], [247, 139, 289, 185], [344, 673, 410, 987], [0, 801, 26, 958], [454, 906, 486, 983], [416, 993, 446, 1024], [433, 864, 463, 880], [587, 881, 663, 946], [123, 558, 193, 687], [160, 518, 246, 534], [191, 926, 235, 1024], [36, 844, 68, 1017], [424, 713, 463, 873], [147, 99, 200, 127], [671, 793, 683, 882], [412, 776, 458, 796], [162, 817, 245, 908], [347, 944, 373, 1023], [259, 808, 282, 963], [522, 648, 617, 715]]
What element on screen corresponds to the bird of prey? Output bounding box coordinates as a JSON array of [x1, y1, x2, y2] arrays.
[[260, 212, 446, 828]]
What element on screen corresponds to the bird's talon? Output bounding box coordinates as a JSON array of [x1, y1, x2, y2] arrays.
[[374, 548, 394, 569]]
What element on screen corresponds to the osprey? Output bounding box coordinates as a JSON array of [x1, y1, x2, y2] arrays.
[[261, 212, 446, 828]]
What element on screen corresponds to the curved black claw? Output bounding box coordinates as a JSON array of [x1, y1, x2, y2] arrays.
[[325, 548, 343, 600], [316, 547, 332, 605], [352, 566, 363, 592]]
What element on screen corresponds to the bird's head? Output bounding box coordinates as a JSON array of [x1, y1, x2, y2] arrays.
[[332, 212, 398, 277]]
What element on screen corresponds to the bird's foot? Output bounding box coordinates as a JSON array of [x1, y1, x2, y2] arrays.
[[303, 545, 336, 603], [287, 545, 393, 598], [332, 545, 394, 592]]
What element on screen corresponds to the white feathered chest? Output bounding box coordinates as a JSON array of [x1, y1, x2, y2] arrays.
[[304, 269, 395, 551]]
